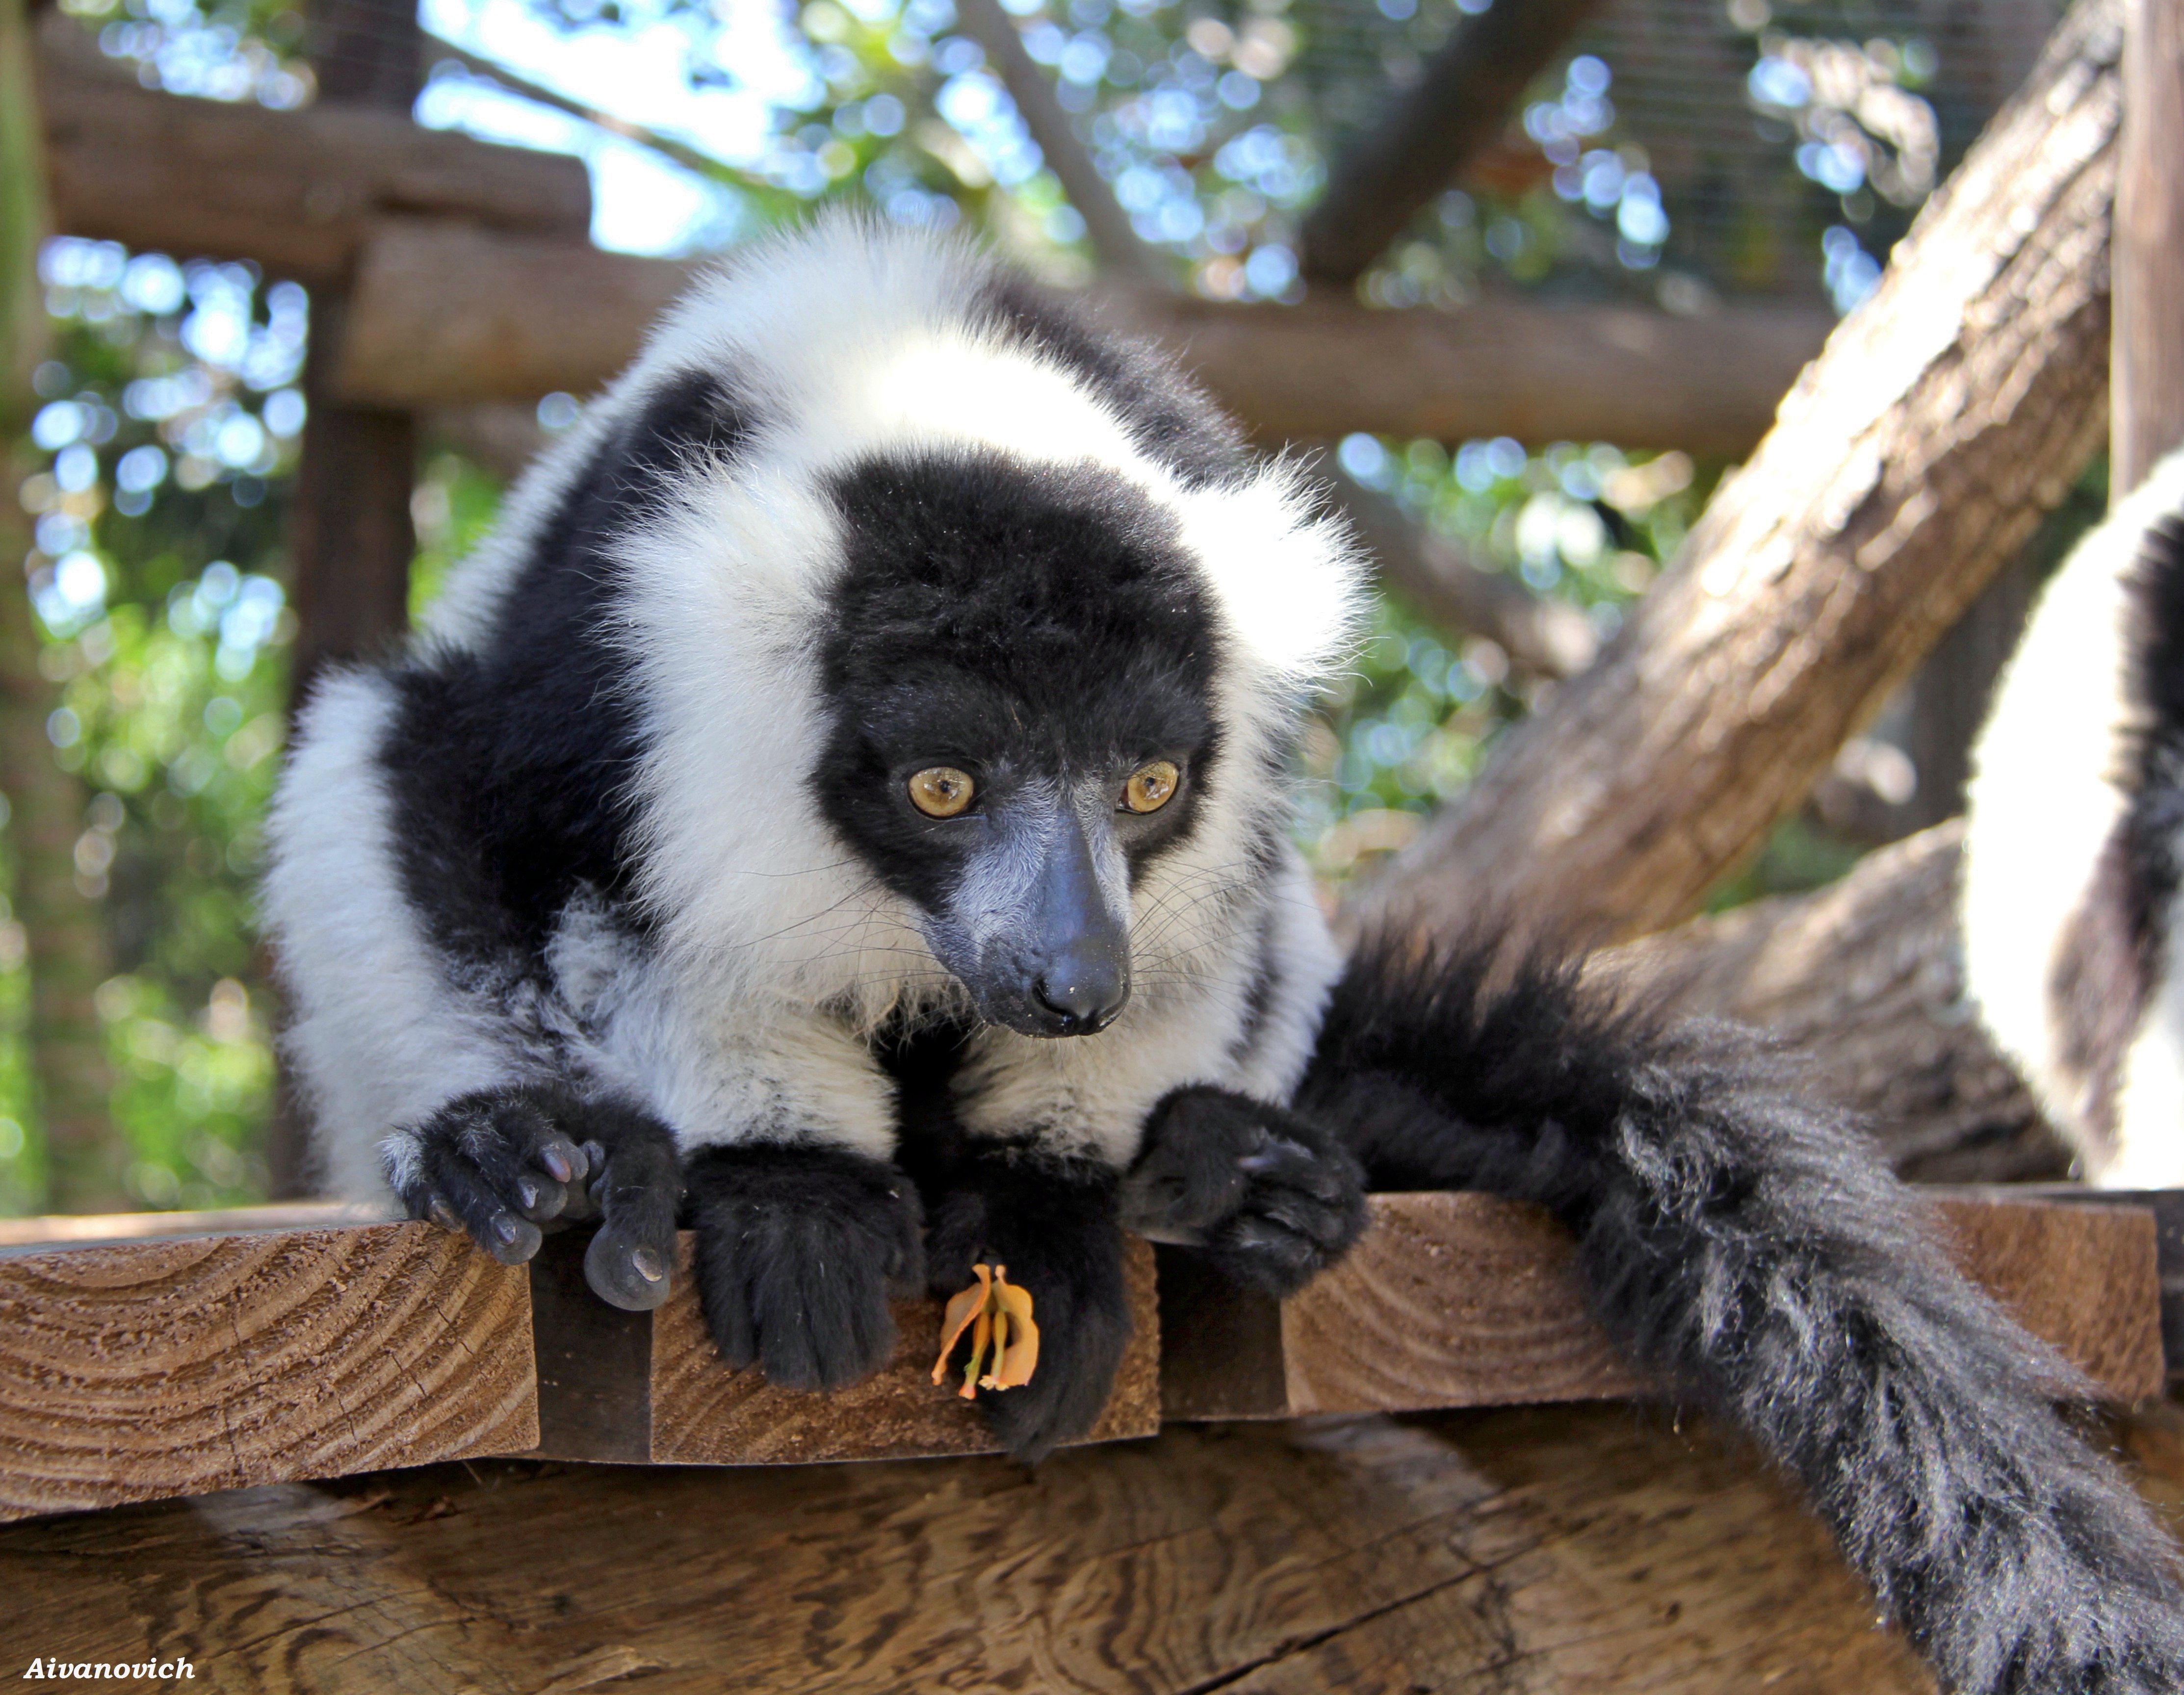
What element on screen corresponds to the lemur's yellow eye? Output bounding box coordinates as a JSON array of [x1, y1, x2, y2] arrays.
[[1122, 760, 1180, 814], [908, 767, 975, 818]]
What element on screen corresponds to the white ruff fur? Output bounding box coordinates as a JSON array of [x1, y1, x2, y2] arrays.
[[268, 216, 1365, 1199]]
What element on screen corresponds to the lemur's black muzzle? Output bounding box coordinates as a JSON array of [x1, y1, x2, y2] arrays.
[[1022, 811, 1129, 1036]]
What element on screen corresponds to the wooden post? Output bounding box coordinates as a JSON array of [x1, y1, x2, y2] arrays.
[[272, 0, 422, 1196], [1, 0, 120, 1212], [2114, 0, 2184, 494], [289, 0, 419, 701]]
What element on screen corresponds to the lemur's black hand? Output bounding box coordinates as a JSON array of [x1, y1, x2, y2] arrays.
[[686, 1143, 925, 1392], [388, 1085, 593, 1266], [556, 1103, 683, 1312], [1120, 1086, 1368, 1297], [923, 1150, 1130, 1465]]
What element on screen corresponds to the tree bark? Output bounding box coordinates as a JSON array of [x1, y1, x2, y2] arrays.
[[1, 0, 119, 1211], [1353, 0, 2122, 947], [1300, 0, 1609, 284], [1605, 822, 2071, 1184], [2113, 0, 2184, 494]]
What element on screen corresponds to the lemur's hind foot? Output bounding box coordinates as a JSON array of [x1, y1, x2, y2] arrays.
[[687, 1143, 926, 1392], [1121, 1085, 1368, 1297], [386, 1085, 591, 1265]]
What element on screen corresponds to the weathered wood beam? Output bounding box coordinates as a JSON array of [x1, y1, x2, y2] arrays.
[[1352, 0, 2121, 946], [1160, 1188, 2166, 1422], [330, 217, 1829, 453], [2, 1177, 2161, 1520], [0, 1222, 538, 1520], [36, 15, 590, 286], [1609, 821, 2071, 1184], [2113, 0, 2184, 493], [1300, 0, 1608, 284], [0, 1409, 1951, 1693]]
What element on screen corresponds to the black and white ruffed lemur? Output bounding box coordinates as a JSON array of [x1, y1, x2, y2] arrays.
[[264, 218, 2184, 1694], [1965, 450, 2184, 1188]]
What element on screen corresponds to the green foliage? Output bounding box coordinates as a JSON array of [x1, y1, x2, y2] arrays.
[[1301, 434, 1710, 887], [3, 239, 300, 1211]]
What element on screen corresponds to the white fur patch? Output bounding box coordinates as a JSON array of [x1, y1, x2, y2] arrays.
[[1963, 447, 2184, 1181]]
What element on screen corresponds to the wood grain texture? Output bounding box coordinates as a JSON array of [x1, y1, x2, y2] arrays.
[[0, 1223, 537, 1521], [1166, 1188, 2165, 1422], [1281, 1192, 1643, 1414], [648, 1233, 1160, 1464], [1358, 0, 2121, 946], [0, 1407, 1951, 1693]]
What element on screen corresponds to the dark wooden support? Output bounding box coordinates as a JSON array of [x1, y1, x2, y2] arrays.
[[1300, 0, 1608, 285], [2113, 0, 2184, 495], [529, 1230, 1162, 1467]]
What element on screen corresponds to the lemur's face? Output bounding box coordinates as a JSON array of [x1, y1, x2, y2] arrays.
[[812, 450, 1222, 1037]]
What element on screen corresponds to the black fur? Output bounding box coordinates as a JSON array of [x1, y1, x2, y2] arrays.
[[813, 449, 1222, 913], [685, 1141, 926, 1392], [1120, 1085, 1367, 1296], [1299, 928, 2184, 1695], [379, 370, 754, 971]]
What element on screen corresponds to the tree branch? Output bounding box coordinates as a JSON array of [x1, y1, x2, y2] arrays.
[[1603, 822, 2070, 1184], [1353, 0, 2121, 946], [1300, 0, 1608, 284], [950, 0, 1163, 282]]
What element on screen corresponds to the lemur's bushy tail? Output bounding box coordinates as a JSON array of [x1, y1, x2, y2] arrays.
[[1298, 929, 2184, 1695]]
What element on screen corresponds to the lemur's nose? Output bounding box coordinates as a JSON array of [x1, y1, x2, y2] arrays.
[[1035, 958, 1129, 1034]]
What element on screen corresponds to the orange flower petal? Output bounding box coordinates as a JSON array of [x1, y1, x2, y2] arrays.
[[988, 1276, 1040, 1389], [931, 1264, 994, 1387], [960, 1308, 993, 1399]]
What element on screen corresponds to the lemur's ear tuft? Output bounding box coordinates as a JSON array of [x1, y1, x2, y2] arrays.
[[1175, 463, 1369, 692]]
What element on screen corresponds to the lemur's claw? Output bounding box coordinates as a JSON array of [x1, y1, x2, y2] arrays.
[[1121, 1086, 1368, 1299]]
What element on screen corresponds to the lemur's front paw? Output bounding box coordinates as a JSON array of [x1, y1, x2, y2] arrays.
[[686, 1143, 926, 1391], [925, 1153, 1130, 1465], [560, 1103, 684, 1313], [1120, 1086, 1368, 1298], [387, 1085, 591, 1266]]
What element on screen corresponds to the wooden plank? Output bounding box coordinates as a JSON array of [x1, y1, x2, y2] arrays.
[[36, 15, 589, 285], [0, 1223, 537, 1522], [0, 1408, 1947, 1693], [327, 217, 1830, 456], [1163, 1189, 2166, 1422], [0, 1200, 377, 1250], [535, 1231, 1163, 1465]]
